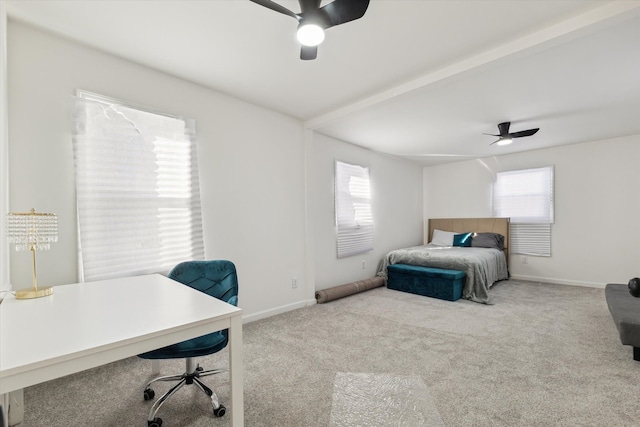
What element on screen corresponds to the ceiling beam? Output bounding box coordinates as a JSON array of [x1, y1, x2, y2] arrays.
[[304, 1, 640, 130]]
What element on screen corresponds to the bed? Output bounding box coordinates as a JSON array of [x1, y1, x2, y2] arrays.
[[377, 218, 510, 304]]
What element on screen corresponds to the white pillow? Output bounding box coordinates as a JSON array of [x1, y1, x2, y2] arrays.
[[430, 229, 456, 246]]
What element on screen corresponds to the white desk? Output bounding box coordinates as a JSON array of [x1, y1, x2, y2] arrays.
[[0, 274, 243, 426]]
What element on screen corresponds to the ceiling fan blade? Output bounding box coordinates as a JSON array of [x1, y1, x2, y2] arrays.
[[489, 139, 502, 145], [395, 153, 478, 158], [300, 45, 318, 60], [482, 133, 500, 137], [318, 0, 370, 28], [250, 0, 299, 20], [509, 128, 540, 138]]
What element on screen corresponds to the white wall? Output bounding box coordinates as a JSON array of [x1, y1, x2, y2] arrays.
[[7, 21, 306, 319], [310, 132, 423, 290], [7, 20, 426, 320], [0, 3, 9, 294], [424, 134, 640, 287]]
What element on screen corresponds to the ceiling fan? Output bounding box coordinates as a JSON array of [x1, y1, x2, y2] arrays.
[[485, 122, 539, 146], [249, 0, 370, 60]]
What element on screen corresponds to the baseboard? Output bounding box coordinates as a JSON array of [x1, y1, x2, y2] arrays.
[[242, 298, 317, 324], [509, 274, 605, 289]]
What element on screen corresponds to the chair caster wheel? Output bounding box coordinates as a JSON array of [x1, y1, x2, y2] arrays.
[[148, 418, 162, 427], [143, 388, 155, 401], [213, 404, 226, 417]]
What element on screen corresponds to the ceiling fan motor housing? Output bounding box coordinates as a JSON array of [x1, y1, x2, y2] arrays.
[[498, 122, 511, 136]]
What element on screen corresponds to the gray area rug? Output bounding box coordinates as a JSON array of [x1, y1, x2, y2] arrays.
[[22, 280, 640, 426]]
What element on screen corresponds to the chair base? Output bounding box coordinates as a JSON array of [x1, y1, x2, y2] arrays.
[[143, 357, 226, 425]]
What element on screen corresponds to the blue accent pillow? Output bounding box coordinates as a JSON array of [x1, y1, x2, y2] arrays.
[[453, 233, 472, 247]]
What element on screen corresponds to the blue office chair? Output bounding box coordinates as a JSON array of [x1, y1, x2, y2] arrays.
[[138, 260, 239, 427]]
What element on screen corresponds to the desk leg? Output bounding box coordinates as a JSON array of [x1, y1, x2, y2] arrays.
[[229, 314, 244, 426], [1, 390, 23, 427], [1, 393, 7, 427]]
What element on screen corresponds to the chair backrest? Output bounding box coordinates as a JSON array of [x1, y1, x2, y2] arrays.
[[168, 260, 238, 307]]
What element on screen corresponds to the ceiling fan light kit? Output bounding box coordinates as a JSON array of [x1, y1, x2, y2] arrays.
[[250, 0, 370, 60], [297, 23, 325, 46]]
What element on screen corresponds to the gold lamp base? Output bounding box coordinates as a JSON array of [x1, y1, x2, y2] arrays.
[[15, 286, 54, 299]]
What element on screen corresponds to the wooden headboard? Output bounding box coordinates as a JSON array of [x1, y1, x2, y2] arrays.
[[425, 217, 510, 261]]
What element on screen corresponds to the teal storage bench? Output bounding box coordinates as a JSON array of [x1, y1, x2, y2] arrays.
[[387, 264, 465, 301]]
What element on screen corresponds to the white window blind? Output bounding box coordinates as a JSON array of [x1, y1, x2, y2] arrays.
[[335, 160, 373, 259], [510, 223, 551, 256], [72, 92, 204, 281], [493, 166, 554, 256], [493, 166, 554, 224]]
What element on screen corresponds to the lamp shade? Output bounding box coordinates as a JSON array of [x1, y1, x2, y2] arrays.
[[7, 208, 58, 251]]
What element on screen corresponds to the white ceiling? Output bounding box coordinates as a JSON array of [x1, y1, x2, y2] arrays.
[[6, 0, 640, 166]]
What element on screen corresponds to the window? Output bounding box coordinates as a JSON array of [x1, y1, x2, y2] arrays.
[[492, 166, 554, 256], [335, 160, 373, 258], [72, 92, 204, 281]]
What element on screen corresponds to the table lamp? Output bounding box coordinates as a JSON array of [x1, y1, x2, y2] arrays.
[[6, 208, 58, 299]]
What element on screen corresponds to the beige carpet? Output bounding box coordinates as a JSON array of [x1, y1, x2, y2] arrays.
[[22, 280, 639, 426]]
